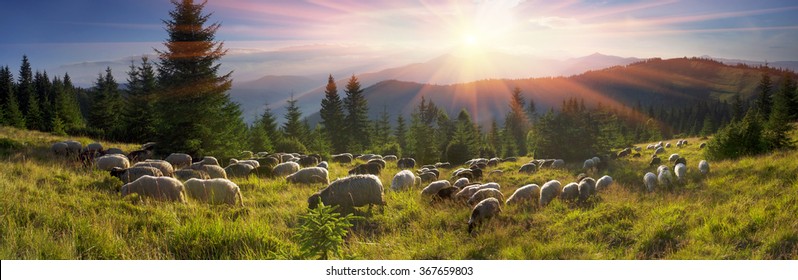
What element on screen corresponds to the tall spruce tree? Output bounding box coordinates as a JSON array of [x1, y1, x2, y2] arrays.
[[777, 75, 797, 121], [756, 72, 773, 118], [504, 86, 530, 156], [34, 71, 53, 131], [1, 66, 25, 127], [766, 75, 796, 149], [88, 67, 123, 138], [373, 105, 392, 148], [394, 114, 407, 152], [319, 74, 347, 153], [58, 73, 86, 132], [17, 56, 43, 130], [124, 57, 159, 143], [343, 75, 370, 151], [282, 95, 305, 140], [156, 0, 244, 157]]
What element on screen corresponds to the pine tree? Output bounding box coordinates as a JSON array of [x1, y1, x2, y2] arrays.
[[34, 71, 54, 131], [343, 75, 370, 151], [373, 105, 392, 147], [1, 66, 25, 128], [504, 86, 530, 156], [731, 92, 744, 121], [756, 72, 773, 118], [249, 103, 278, 152], [155, 0, 244, 157], [394, 114, 407, 152], [88, 67, 123, 138], [123, 57, 159, 143], [766, 75, 796, 149], [17, 56, 43, 130], [777, 75, 797, 121], [58, 73, 86, 132], [319, 74, 347, 153], [282, 95, 305, 140]]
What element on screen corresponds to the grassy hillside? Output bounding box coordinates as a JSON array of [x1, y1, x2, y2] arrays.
[[1, 125, 796, 259]]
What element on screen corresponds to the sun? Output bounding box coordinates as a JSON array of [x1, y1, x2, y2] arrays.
[[464, 34, 478, 45]]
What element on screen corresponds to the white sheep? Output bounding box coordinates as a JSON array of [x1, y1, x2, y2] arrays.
[[583, 158, 595, 171], [519, 163, 537, 173], [384, 155, 398, 161], [578, 177, 596, 203], [668, 153, 680, 163], [224, 163, 255, 178], [675, 163, 687, 183], [454, 182, 500, 201], [307, 174, 385, 213], [644, 172, 657, 192], [699, 160, 710, 175], [468, 197, 501, 234], [95, 154, 130, 171], [506, 184, 541, 206], [392, 170, 421, 191], [110, 166, 163, 184], [420, 180, 451, 196], [165, 153, 192, 169], [658, 167, 673, 189], [316, 161, 329, 170], [596, 175, 613, 191], [287, 167, 329, 185], [273, 162, 301, 177], [190, 163, 227, 179], [551, 159, 565, 169], [539, 180, 562, 207], [174, 168, 210, 181], [64, 140, 82, 155], [201, 156, 220, 166], [453, 177, 470, 188], [184, 178, 244, 206], [560, 182, 579, 201], [468, 188, 505, 206], [86, 142, 103, 153], [51, 142, 68, 156], [135, 159, 175, 177], [120, 175, 186, 203]]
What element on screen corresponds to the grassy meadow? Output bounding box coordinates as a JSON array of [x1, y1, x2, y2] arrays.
[[1, 125, 797, 260]]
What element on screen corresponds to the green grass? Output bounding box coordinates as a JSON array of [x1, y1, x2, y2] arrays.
[[1, 125, 797, 259]]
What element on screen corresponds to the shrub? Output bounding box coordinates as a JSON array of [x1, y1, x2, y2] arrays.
[[274, 137, 308, 154], [294, 200, 361, 260], [445, 141, 471, 166], [705, 111, 768, 160], [377, 142, 401, 158]]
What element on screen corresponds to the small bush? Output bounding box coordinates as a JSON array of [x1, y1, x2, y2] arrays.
[[377, 142, 401, 158], [705, 112, 768, 160], [445, 141, 472, 166], [294, 200, 361, 260], [274, 137, 308, 154]]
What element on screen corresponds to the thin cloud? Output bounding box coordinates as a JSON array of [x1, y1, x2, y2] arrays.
[[533, 16, 581, 29]]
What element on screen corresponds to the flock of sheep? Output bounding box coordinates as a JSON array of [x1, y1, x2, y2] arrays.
[[50, 136, 712, 234]]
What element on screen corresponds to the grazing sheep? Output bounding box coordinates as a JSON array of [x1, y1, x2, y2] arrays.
[[655, 146, 665, 155], [418, 171, 438, 183], [165, 153, 192, 169], [592, 157, 601, 165], [51, 142, 69, 156], [367, 159, 387, 169], [519, 163, 537, 173], [583, 158, 596, 171], [453, 177, 470, 188], [86, 142, 103, 153], [419, 168, 440, 178], [468, 188, 505, 206], [665, 143, 672, 148], [617, 148, 632, 158], [316, 161, 329, 170], [224, 163, 255, 178], [470, 167, 484, 180], [280, 154, 295, 163], [235, 159, 260, 168], [668, 153, 680, 163], [675, 157, 687, 166], [435, 162, 452, 169], [487, 158, 499, 167], [658, 167, 674, 189], [64, 140, 82, 155], [307, 174, 385, 213], [392, 170, 421, 191], [95, 154, 131, 171], [201, 156, 220, 166], [576, 173, 588, 183], [331, 153, 353, 164], [644, 172, 657, 192], [421, 180, 451, 196], [539, 180, 562, 207], [699, 142, 707, 149], [649, 157, 662, 167], [298, 156, 320, 168], [127, 145, 154, 162], [699, 160, 710, 175], [633, 153, 642, 158], [135, 160, 175, 177], [502, 157, 518, 162], [452, 169, 474, 180], [434, 185, 461, 200], [468, 197, 502, 234], [560, 182, 579, 201], [191, 164, 227, 179], [454, 183, 499, 201], [349, 162, 382, 176], [105, 148, 124, 155], [506, 184, 541, 206], [551, 159, 565, 169], [257, 156, 280, 168], [634, 146, 642, 152], [397, 158, 416, 169], [110, 166, 163, 184], [596, 175, 613, 191], [286, 167, 329, 185], [174, 168, 210, 181], [674, 163, 687, 183], [578, 177, 597, 203], [184, 178, 244, 206], [273, 162, 301, 177], [120, 175, 186, 203], [383, 155, 397, 161]]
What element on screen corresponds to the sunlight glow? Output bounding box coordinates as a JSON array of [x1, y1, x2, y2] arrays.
[[464, 34, 477, 45]]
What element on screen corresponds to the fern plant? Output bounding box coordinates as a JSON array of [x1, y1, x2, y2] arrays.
[[294, 200, 361, 260]]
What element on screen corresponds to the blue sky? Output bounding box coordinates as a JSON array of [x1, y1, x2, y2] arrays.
[[1, 0, 797, 83]]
